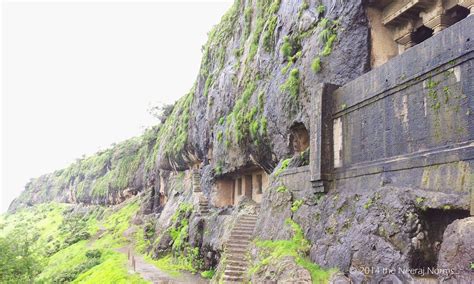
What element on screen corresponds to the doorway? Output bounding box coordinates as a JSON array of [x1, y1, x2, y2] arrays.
[[244, 175, 253, 198]]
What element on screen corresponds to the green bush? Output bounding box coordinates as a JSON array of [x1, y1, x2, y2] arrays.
[[64, 231, 91, 246], [0, 233, 41, 283], [86, 249, 102, 259], [201, 269, 216, 279]]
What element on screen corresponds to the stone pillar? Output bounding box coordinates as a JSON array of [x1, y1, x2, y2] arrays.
[[420, 0, 454, 34], [192, 169, 201, 192], [309, 83, 339, 193], [393, 20, 416, 52], [459, 0, 474, 15]]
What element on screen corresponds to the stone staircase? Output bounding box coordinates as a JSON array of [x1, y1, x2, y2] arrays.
[[223, 214, 258, 283], [198, 197, 210, 215]]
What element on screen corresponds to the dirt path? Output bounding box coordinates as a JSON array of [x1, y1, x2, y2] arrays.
[[118, 246, 209, 284]]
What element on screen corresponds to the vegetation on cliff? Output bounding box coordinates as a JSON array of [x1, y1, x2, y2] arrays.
[[0, 200, 147, 283]]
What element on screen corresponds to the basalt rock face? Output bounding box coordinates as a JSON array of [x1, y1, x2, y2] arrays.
[[10, 0, 370, 209], [187, 0, 370, 175], [255, 169, 471, 283], [437, 217, 474, 282]]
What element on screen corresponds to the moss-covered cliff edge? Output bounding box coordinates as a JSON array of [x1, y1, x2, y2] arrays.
[[10, 0, 369, 210]]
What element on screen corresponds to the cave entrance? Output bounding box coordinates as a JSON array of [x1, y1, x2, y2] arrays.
[[410, 208, 469, 274], [212, 167, 269, 207], [290, 122, 309, 154]]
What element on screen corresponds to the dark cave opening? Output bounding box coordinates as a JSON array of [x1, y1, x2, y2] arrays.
[[410, 208, 470, 273]]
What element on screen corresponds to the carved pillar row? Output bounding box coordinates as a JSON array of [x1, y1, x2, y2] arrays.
[[420, 0, 455, 34]]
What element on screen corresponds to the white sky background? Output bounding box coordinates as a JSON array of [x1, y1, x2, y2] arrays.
[[0, 0, 233, 213]]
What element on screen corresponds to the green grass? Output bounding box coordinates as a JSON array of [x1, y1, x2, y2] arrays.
[[250, 219, 334, 283], [2, 200, 148, 283], [201, 269, 215, 279], [73, 251, 148, 284]]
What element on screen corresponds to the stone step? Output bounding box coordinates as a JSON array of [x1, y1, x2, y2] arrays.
[[226, 242, 250, 248], [226, 254, 247, 261], [240, 215, 257, 220], [226, 243, 249, 249], [239, 217, 257, 221], [223, 276, 244, 282], [230, 233, 252, 239], [232, 228, 254, 234], [227, 238, 251, 244], [226, 260, 248, 267], [224, 269, 245, 277], [227, 248, 248, 254], [237, 221, 257, 226], [226, 264, 246, 271], [234, 224, 255, 229]]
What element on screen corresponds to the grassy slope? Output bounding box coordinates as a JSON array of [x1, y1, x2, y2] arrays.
[[0, 199, 149, 283]]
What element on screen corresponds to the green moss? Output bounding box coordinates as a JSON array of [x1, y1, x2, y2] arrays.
[[291, 200, 304, 212], [416, 197, 425, 205], [280, 36, 293, 58], [363, 198, 373, 210], [311, 57, 321, 73], [217, 131, 223, 143], [247, 0, 281, 61], [274, 158, 291, 177], [280, 68, 300, 99], [316, 4, 325, 15], [200, 0, 241, 75], [218, 116, 225, 125], [224, 81, 267, 146], [321, 34, 337, 56], [203, 75, 214, 97], [262, 15, 278, 51], [276, 185, 287, 192]]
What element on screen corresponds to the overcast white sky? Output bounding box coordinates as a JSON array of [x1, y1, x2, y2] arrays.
[[1, 0, 233, 213]]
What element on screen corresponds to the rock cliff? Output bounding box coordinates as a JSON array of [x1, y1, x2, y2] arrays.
[[8, 0, 474, 283]]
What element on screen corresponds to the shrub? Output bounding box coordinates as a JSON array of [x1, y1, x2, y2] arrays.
[[201, 269, 216, 279], [86, 249, 102, 259]]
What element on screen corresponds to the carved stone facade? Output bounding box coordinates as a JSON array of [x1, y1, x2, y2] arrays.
[[368, 0, 471, 66], [212, 168, 269, 207], [308, 16, 474, 214]]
